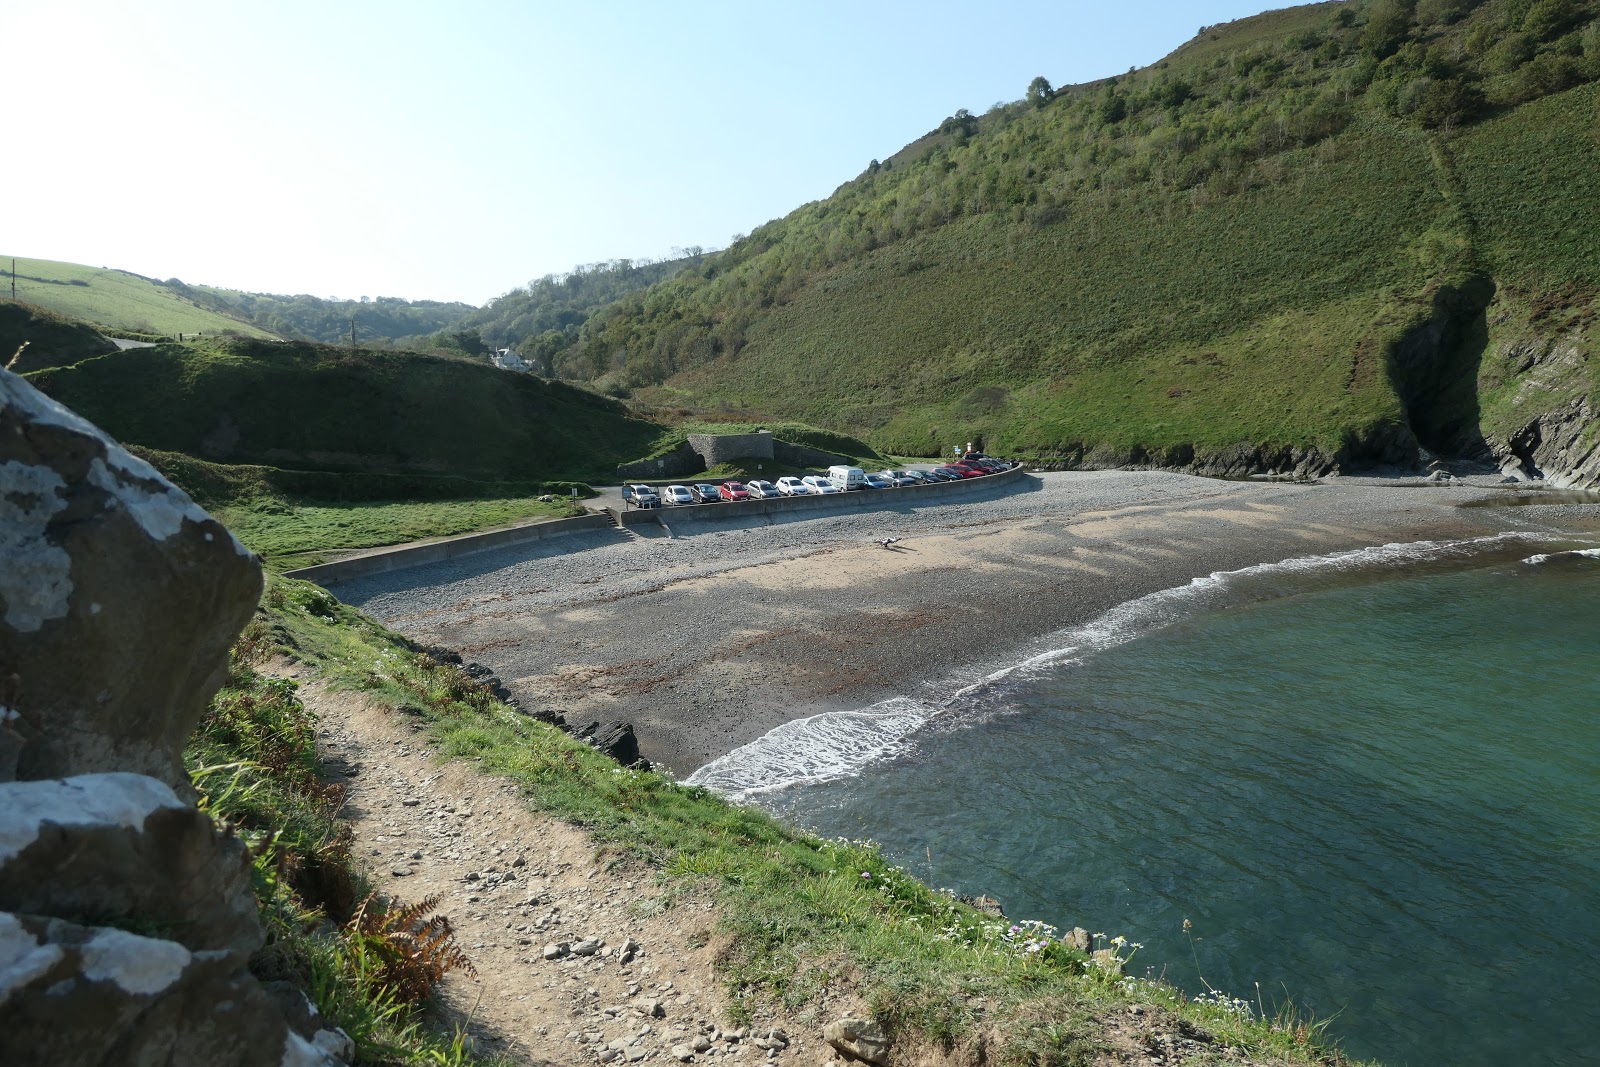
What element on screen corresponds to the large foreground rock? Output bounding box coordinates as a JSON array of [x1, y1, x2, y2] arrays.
[[0, 773, 259, 955], [0, 912, 343, 1067], [0, 366, 263, 789]]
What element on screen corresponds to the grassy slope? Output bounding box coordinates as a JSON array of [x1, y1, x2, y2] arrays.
[[0, 299, 118, 372], [25, 338, 663, 484], [572, 0, 1599, 466], [673, 113, 1436, 457], [214, 495, 587, 572], [260, 574, 1370, 1067], [1456, 84, 1600, 448], [1, 255, 274, 338]]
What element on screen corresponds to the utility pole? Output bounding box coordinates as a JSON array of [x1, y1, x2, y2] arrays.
[[349, 317, 356, 350]]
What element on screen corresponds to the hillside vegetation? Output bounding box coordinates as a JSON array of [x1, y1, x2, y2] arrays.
[[460, 254, 709, 373], [1, 300, 118, 372], [24, 338, 663, 485], [0, 255, 274, 338], [551, 0, 1600, 475], [172, 282, 478, 347]]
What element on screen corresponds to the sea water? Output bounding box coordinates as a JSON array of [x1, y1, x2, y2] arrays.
[[689, 537, 1600, 1067]]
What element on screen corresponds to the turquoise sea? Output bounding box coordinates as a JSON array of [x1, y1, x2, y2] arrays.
[[689, 536, 1600, 1067]]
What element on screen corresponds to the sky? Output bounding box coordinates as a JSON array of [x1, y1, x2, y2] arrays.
[[2, 1, 1304, 305]]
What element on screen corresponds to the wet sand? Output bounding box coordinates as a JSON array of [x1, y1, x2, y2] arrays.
[[329, 471, 1600, 777]]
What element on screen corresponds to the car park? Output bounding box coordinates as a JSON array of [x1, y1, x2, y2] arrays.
[[622, 484, 660, 508], [691, 483, 722, 503], [801, 475, 841, 494], [776, 476, 809, 497], [661, 484, 694, 506], [719, 481, 750, 502], [862, 472, 896, 490], [746, 479, 781, 499]]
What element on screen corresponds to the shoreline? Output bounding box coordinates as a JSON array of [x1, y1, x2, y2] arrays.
[[328, 471, 1600, 777]]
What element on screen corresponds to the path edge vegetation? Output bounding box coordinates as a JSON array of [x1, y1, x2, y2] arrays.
[[196, 573, 1377, 1067]]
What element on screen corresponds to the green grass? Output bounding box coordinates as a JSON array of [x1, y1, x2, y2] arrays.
[[25, 337, 665, 484], [217, 495, 587, 571], [188, 629, 504, 1066], [0, 255, 274, 338], [258, 574, 1373, 1066], [1, 299, 117, 372]]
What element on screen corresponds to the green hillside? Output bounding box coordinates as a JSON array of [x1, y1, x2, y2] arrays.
[[461, 254, 709, 373], [172, 282, 477, 347], [556, 0, 1600, 474], [0, 256, 274, 339], [1, 300, 118, 372], [24, 338, 662, 485]]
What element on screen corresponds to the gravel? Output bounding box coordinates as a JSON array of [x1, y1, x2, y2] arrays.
[[328, 470, 1600, 775]]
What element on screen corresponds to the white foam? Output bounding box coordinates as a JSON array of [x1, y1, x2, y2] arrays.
[[686, 534, 1547, 801], [1523, 548, 1600, 565]]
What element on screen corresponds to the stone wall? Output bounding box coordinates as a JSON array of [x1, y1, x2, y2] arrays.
[[616, 440, 702, 481], [616, 432, 854, 481], [772, 440, 853, 469], [687, 430, 774, 468]]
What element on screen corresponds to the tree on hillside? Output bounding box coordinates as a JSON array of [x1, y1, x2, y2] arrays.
[[1363, 0, 1417, 59], [1026, 76, 1055, 108]]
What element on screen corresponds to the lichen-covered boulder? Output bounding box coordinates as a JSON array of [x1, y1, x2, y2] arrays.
[[0, 366, 262, 789], [0, 773, 259, 955], [0, 912, 344, 1067]]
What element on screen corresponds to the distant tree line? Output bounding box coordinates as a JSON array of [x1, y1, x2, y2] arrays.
[[456, 252, 708, 374], [163, 280, 477, 347]]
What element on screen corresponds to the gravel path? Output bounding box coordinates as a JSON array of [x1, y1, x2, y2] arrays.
[[327, 471, 1600, 777], [282, 663, 822, 1065]]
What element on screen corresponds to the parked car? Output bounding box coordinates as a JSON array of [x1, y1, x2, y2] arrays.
[[719, 481, 750, 502], [880, 469, 918, 486], [862, 472, 896, 490], [900, 470, 933, 484], [691, 483, 722, 503], [776, 476, 809, 497], [746, 479, 781, 498], [660, 484, 694, 506], [932, 466, 971, 480], [624, 484, 661, 508], [801, 475, 841, 494]]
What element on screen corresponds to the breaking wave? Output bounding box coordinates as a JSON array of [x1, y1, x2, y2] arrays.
[[685, 534, 1552, 801]]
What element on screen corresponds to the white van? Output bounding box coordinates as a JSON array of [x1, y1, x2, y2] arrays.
[[827, 465, 866, 491]]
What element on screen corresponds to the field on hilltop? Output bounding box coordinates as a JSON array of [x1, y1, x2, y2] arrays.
[[0, 255, 274, 338], [548, 0, 1600, 479]]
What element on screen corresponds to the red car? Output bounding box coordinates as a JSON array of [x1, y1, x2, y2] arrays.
[[718, 481, 751, 501]]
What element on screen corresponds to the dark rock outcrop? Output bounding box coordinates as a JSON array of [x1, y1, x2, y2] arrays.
[[1, 367, 263, 790], [577, 720, 652, 771], [0, 367, 347, 1066]]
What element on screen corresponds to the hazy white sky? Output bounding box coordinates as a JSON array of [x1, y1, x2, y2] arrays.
[[3, 1, 1298, 304]]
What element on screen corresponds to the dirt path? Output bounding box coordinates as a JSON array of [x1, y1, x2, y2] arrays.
[[274, 661, 824, 1066]]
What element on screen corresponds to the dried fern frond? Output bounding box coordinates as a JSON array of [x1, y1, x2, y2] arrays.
[[348, 891, 475, 1003]]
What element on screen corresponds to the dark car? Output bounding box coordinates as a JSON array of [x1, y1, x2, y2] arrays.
[[691, 483, 722, 504]]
